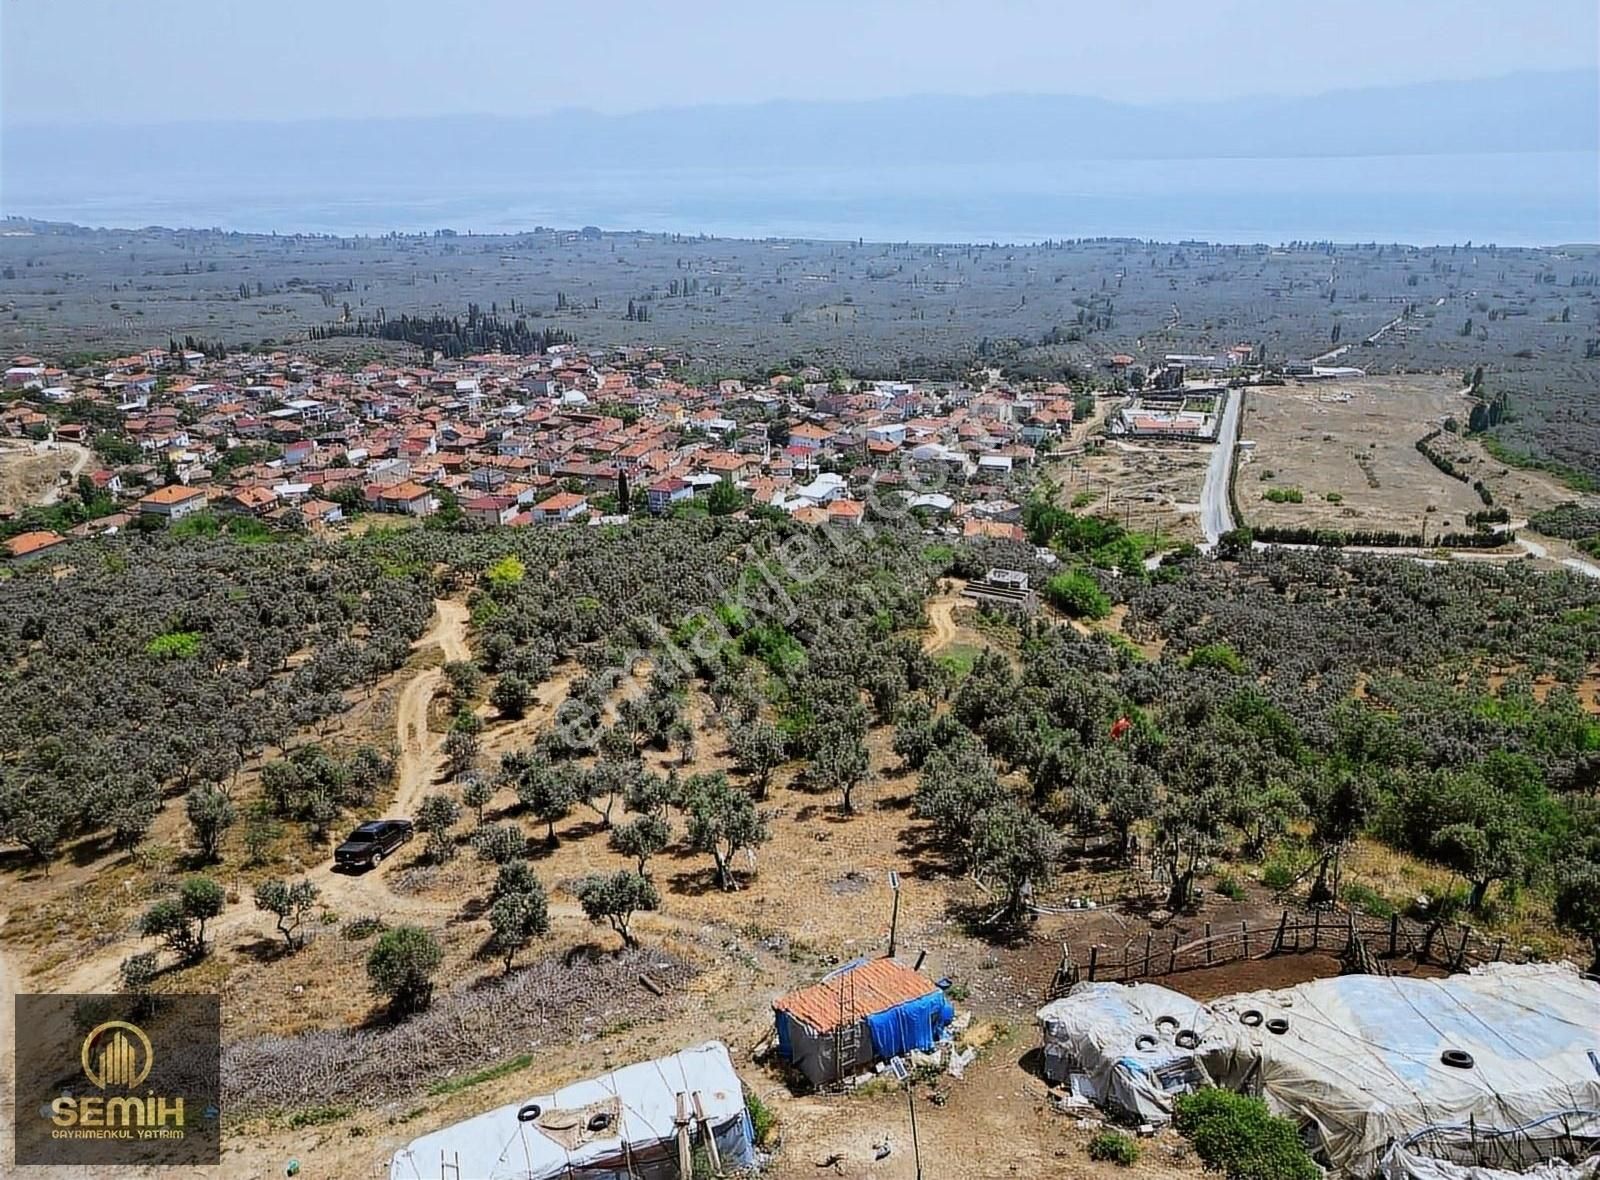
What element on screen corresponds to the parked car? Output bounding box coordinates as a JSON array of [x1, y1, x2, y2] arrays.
[[334, 819, 413, 869]]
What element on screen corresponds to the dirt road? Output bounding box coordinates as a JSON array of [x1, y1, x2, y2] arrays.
[[45, 599, 474, 996], [921, 584, 963, 652]]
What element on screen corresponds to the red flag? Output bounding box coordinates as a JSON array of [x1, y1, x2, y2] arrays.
[[1109, 716, 1132, 741]]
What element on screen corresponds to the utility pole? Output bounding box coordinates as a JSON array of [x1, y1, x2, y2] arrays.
[[889, 1057, 924, 1180], [887, 871, 901, 959]]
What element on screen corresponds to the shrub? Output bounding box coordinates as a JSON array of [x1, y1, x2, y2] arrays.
[[1184, 642, 1246, 675], [1340, 882, 1395, 918], [1173, 1089, 1318, 1180], [1214, 874, 1246, 901], [119, 951, 160, 995], [745, 1087, 778, 1147], [1043, 570, 1111, 620], [367, 925, 444, 1015], [145, 630, 201, 659], [1261, 847, 1309, 892], [1088, 1130, 1141, 1166], [341, 915, 388, 941]]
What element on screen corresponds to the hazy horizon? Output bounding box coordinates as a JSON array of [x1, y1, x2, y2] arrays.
[[5, 0, 1596, 125], [4, 2, 1595, 246]]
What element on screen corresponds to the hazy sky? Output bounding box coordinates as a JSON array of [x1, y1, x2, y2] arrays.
[[4, 0, 1596, 125]]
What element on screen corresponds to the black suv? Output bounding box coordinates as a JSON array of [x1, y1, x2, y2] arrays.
[[334, 819, 413, 869]]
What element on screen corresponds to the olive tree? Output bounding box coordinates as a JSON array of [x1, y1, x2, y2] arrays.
[[684, 773, 770, 891], [488, 880, 550, 972], [139, 876, 226, 964], [610, 813, 671, 876], [574, 870, 659, 947], [367, 925, 444, 1015], [731, 720, 786, 800], [185, 783, 236, 863], [416, 793, 461, 863], [253, 877, 320, 951]]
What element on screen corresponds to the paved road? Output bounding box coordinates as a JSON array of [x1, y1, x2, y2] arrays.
[[1200, 389, 1243, 547]]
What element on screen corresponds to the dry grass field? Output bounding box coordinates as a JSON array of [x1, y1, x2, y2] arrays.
[[0, 439, 89, 514], [1048, 440, 1211, 546], [1239, 375, 1486, 535]]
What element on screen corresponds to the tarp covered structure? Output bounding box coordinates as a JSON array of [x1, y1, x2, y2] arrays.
[[1035, 981, 1216, 1122], [1205, 963, 1600, 1175], [774, 958, 955, 1086], [1038, 963, 1600, 1176], [388, 1041, 755, 1180]]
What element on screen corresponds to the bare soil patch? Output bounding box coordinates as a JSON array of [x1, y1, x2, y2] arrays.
[[1241, 375, 1484, 534], [1049, 439, 1209, 545]]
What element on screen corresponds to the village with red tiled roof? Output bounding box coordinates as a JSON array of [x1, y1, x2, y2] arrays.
[[1, 341, 1077, 554]]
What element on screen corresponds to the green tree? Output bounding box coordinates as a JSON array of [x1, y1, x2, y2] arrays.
[[253, 878, 320, 951], [574, 870, 659, 947], [707, 477, 742, 516], [416, 793, 461, 863], [367, 925, 444, 1015], [139, 876, 226, 963], [491, 674, 532, 719], [1216, 527, 1255, 561], [1304, 769, 1376, 905], [1043, 570, 1111, 620], [732, 713, 787, 796], [684, 773, 770, 890], [1554, 855, 1600, 974], [610, 813, 671, 876], [483, 554, 526, 593], [488, 882, 550, 972], [1433, 807, 1530, 914]]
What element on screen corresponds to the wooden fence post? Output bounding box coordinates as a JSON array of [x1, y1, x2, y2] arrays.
[[1273, 910, 1288, 955], [1087, 945, 1099, 982], [1168, 929, 1179, 974], [1205, 923, 1213, 965], [1241, 920, 1250, 959], [1143, 932, 1153, 977], [1312, 908, 1320, 950], [1389, 912, 1399, 958]]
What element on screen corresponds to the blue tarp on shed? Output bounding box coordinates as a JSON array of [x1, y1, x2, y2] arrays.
[[775, 1009, 794, 1061], [865, 990, 956, 1060]]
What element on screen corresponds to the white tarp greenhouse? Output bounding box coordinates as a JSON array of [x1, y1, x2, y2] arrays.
[[1035, 981, 1216, 1122], [388, 1041, 755, 1180], [1204, 963, 1600, 1175], [1038, 963, 1600, 1176]]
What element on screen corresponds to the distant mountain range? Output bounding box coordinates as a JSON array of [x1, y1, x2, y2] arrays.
[[5, 70, 1595, 185]]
